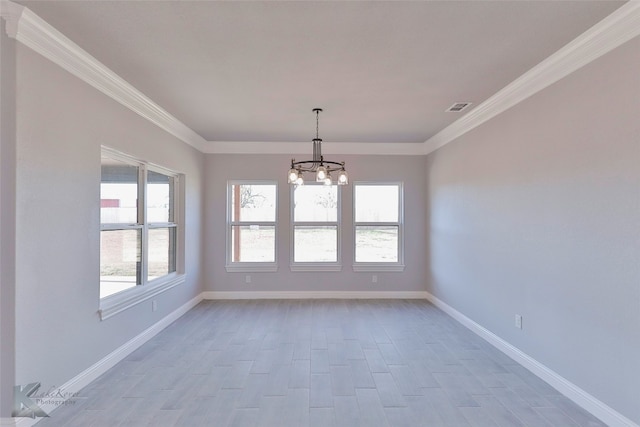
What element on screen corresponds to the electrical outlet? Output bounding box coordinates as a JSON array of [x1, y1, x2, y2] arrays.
[[372, 275, 378, 283], [152, 300, 157, 312], [245, 275, 251, 284], [515, 314, 522, 329]]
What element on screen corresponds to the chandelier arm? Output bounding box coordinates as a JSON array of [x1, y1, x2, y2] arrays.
[[291, 159, 344, 172]]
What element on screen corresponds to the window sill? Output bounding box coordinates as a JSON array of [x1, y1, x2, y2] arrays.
[[353, 264, 405, 272], [290, 264, 343, 272], [99, 274, 185, 321], [225, 264, 278, 273]]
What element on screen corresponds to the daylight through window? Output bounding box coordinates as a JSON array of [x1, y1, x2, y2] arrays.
[[100, 150, 179, 298], [292, 184, 340, 267], [354, 183, 404, 269], [227, 182, 277, 270]]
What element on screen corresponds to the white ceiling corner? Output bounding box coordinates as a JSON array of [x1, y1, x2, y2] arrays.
[[4, 0, 637, 156], [0, 0, 24, 38], [423, 0, 640, 155], [1, 0, 207, 152]]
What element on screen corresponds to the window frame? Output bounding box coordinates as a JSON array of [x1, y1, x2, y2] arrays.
[[225, 180, 278, 273], [290, 183, 342, 272], [99, 147, 184, 320], [352, 181, 405, 272]]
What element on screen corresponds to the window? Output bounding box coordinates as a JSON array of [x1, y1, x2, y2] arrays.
[[353, 183, 404, 271], [100, 156, 140, 296], [226, 182, 277, 272], [100, 148, 182, 319], [291, 184, 341, 271]]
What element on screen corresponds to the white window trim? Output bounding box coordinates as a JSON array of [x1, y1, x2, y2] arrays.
[[352, 181, 405, 272], [225, 180, 278, 273], [290, 183, 342, 272], [99, 147, 185, 320], [290, 263, 343, 272], [352, 263, 404, 273], [99, 274, 185, 320]]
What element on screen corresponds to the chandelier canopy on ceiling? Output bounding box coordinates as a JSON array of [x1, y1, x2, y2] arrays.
[[287, 108, 348, 186]]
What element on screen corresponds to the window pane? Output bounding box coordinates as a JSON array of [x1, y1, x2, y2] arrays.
[[101, 158, 138, 224], [231, 225, 275, 262], [355, 185, 398, 222], [355, 226, 399, 262], [231, 184, 277, 222], [294, 226, 337, 262], [294, 185, 337, 222], [148, 171, 174, 223], [148, 227, 177, 281], [100, 229, 140, 298]]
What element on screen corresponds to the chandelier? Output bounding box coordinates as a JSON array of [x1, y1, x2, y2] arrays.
[[287, 108, 348, 186]]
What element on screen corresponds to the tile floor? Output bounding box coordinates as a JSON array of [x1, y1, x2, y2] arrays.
[[36, 299, 607, 426]]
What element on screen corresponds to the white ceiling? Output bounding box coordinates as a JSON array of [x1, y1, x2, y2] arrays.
[[19, 0, 625, 145]]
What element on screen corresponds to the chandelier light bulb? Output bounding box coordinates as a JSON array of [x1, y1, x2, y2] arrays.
[[288, 168, 299, 184], [295, 176, 304, 186], [337, 169, 348, 185], [316, 165, 327, 181]]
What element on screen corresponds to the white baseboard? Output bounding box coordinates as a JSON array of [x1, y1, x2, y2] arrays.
[[202, 291, 429, 300], [16, 290, 635, 426], [15, 293, 203, 427], [424, 291, 639, 427]]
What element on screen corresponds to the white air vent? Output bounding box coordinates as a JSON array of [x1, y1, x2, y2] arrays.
[[446, 102, 472, 112]]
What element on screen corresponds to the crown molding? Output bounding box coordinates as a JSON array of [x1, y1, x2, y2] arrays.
[[0, 0, 23, 38], [3, 1, 638, 156], [423, 0, 640, 156], [202, 141, 425, 155], [0, 0, 207, 152]]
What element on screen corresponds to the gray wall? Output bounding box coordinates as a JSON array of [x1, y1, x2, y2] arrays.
[[4, 7, 637, 425], [204, 153, 428, 293], [0, 20, 17, 419], [425, 36, 640, 424], [13, 45, 204, 392]]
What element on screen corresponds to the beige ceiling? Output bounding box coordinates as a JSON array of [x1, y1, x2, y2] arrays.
[[19, 0, 625, 144]]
